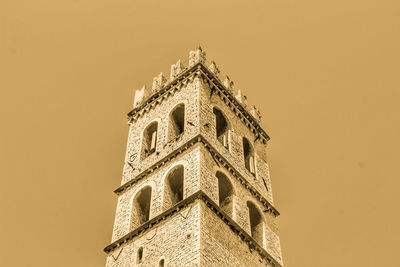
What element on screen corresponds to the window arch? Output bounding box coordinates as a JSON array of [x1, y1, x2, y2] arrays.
[[141, 121, 158, 159], [247, 201, 264, 245], [243, 137, 255, 175], [136, 247, 143, 264], [159, 259, 165, 267], [168, 103, 185, 141], [216, 171, 234, 215], [131, 186, 152, 229], [213, 107, 229, 149], [163, 165, 184, 210]]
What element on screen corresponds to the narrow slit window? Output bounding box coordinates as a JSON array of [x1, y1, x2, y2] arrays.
[[243, 137, 255, 175], [159, 259, 165, 267], [137, 247, 143, 264], [141, 122, 158, 159], [213, 107, 229, 149], [150, 131, 157, 151]]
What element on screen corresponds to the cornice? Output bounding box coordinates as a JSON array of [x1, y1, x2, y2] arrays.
[[115, 134, 279, 216], [104, 190, 282, 267], [197, 64, 270, 143], [127, 62, 270, 143], [127, 63, 200, 120], [200, 137, 278, 215], [115, 135, 201, 195]]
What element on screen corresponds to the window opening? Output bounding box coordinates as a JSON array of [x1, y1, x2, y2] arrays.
[[243, 137, 255, 174], [168, 104, 185, 140], [247, 201, 263, 245], [131, 186, 152, 229], [163, 165, 184, 210], [137, 247, 143, 264], [213, 108, 229, 149], [142, 122, 158, 159], [216, 171, 234, 215]]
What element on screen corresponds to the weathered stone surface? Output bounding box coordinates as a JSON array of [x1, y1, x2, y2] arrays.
[[107, 202, 201, 267], [223, 75, 234, 93], [189, 46, 206, 67], [170, 60, 184, 80], [133, 85, 146, 108], [152, 73, 166, 92], [200, 201, 274, 267], [105, 49, 283, 266], [209, 61, 220, 78]]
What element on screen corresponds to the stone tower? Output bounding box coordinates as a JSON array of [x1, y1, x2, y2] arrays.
[[104, 47, 283, 267]]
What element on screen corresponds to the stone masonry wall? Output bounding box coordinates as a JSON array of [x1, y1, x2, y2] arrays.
[[198, 78, 274, 203], [111, 146, 201, 242], [199, 201, 273, 267], [199, 145, 278, 235], [106, 202, 201, 267], [106, 48, 282, 266], [121, 77, 201, 185]]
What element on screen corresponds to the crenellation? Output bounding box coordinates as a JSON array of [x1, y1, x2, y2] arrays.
[[106, 47, 283, 267], [128, 63, 269, 144], [122, 78, 201, 185], [209, 61, 220, 78], [223, 75, 234, 93], [152, 72, 167, 92], [189, 46, 206, 67], [134, 85, 146, 108], [251, 105, 262, 123], [235, 89, 248, 108], [198, 77, 272, 201], [170, 59, 184, 80]]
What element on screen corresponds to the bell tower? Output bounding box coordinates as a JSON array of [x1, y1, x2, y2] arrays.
[[104, 47, 283, 267]]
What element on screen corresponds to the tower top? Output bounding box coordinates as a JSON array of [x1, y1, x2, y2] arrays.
[[129, 46, 270, 143], [105, 47, 283, 267]]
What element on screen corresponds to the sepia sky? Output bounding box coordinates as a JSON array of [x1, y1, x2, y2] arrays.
[[1, 0, 399, 266]]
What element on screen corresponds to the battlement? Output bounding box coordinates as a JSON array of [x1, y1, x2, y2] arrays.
[[106, 48, 282, 267], [128, 46, 269, 146], [132, 46, 259, 116]]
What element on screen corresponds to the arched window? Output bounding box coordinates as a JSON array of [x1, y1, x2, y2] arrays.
[[216, 171, 234, 215], [131, 186, 152, 229], [168, 104, 185, 140], [247, 201, 263, 245], [243, 137, 255, 175], [163, 165, 184, 210], [213, 107, 229, 149], [159, 259, 165, 267], [141, 121, 158, 159], [136, 247, 143, 264]]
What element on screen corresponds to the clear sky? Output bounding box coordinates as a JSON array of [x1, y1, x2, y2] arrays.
[[1, 0, 399, 266]]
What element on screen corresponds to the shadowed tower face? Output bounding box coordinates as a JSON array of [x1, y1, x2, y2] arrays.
[[104, 47, 283, 267]]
